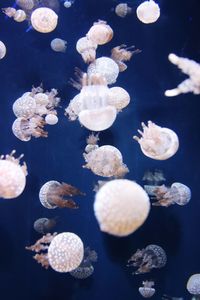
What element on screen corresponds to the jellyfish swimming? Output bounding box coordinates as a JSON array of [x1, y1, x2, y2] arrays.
[[136, 0, 160, 24], [0, 150, 27, 199], [165, 53, 200, 97], [50, 38, 67, 52], [76, 37, 97, 64], [2, 7, 27, 22], [26, 232, 84, 272], [33, 217, 58, 234], [30, 7, 58, 33], [0, 41, 6, 59], [87, 20, 113, 45], [108, 86, 130, 111], [142, 169, 166, 196], [94, 179, 150, 237], [115, 3, 132, 18], [139, 281, 156, 298], [127, 244, 167, 274], [63, 0, 74, 8], [187, 274, 200, 295], [133, 121, 179, 160], [70, 247, 98, 279], [39, 180, 84, 209]]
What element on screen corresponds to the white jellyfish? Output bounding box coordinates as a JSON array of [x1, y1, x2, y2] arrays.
[[31, 7, 58, 33], [165, 53, 200, 97], [187, 274, 200, 295], [136, 0, 160, 24], [94, 179, 150, 237], [87, 20, 113, 45], [76, 37, 97, 64], [13, 94, 36, 119], [115, 3, 132, 18], [0, 150, 27, 199], [13, 9, 27, 22], [0, 41, 6, 60], [139, 281, 156, 298], [50, 38, 67, 52], [45, 114, 58, 125], [108, 86, 130, 111], [16, 0, 34, 10], [133, 121, 179, 160]]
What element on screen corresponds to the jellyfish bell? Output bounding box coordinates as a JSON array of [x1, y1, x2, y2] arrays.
[[136, 0, 160, 24], [16, 0, 35, 10], [0, 41, 6, 60], [115, 3, 132, 18], [108, 86, 130, 111], [133, 121, 179, 160], [12, 95, 36, 118], [45, 113, 58, 125], [87, 20, 113, 45], [76, 37, 97, 64], [187, 274, 200, 295], [30, 7, 58, 33], [139, 281, 156, 298], [50, 38, 67, 53], [14, 9, 26, 22]]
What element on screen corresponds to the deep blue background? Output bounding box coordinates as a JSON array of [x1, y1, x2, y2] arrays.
[[0, 0, 199, 299]]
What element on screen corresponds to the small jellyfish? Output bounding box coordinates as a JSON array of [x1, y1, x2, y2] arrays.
[[94, 179, 150, 237], [0, 41, 6, 60], [187, 274, 200, 295], [162, 295, 184, 300], [33, 217, 57, 234], [2, 7, 26, 22], [127, 244, 167, 274], [76, 37, 97, 64], [142, 169, 166, 196], [65, 93, 82, 121], [70, 247, 98, 279], [87, 20, 113, 45], [16, 0, 35, 10], [50, 38, 67, 53], [45, 114, 58, 125], [39, 180, 84, 209], [0, 150, 27, 199], [115, 3, 132, 18], [108, 86, 130, 111], [30, 7, 58, 33], [133, 121, 179, 160], [139, 281, 156, 298], [165, 53, 200, 97], [136, 0, 160, 24], [63, 0, 74, 8]]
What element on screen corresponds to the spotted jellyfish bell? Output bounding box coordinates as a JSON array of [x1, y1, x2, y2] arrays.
[[0, 41, 6, 60], [139, 281, 156, 298], [136, 0, 160, 24], [76, 37, 98, 64], [115, 3, 132, 18], [63, 0, 74, 8], [94, 179, 150, 237], [12, 93, 36, 119], [31, 7, 58, 33], [133, 121, 179, 160], [50, 38, 67, 53], [187, 274, 200, 296], [108, 86, 130, 111], [87, 20, 113, 45]]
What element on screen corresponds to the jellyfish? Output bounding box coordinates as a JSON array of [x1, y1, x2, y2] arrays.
[[63, 0, 74, 8], [108, 86, 130, 111], [133, 121, 179, 160], [16, 0, 35, 10], [65, 94, 82, 121], [165, 54, 200, 97], [142, 169, 166, 196], [187, 274, 200, 295], [136, 0, 160, 24], [87, 20, 113, 45], [13, 94, 36, 119], [127, 244, 167, 274], [0, 41, 6, 60], [2, 7, 26, 22], [94, 179, 150, 237], [111, 44, 141, 72], [139, 281, 156, 298], [115, 3, 132, 18], [87, 57, 119, 85], [30, 7, 58, 33], [0, 150, 27, 199], [45, 114, 58, 125], [33, 217, 57, 234], [50, 38, 67, 52], [76, 37, 97, 64], [70, 247, 98, 279], [39, 180, 84, 209], [26, 232, 84, 272]]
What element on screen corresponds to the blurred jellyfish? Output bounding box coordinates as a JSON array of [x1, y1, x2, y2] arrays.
[[139, 281, 156, 298], [31, 7, 58, 33], [39, 180, 84, 209], [2, 7, 26, 22], [165, 54, 200, 97], [187, 274, 200, 295], [33, 217, 58, 234], [142, 169, 166, 196], [76, 37, 97, 64], [88, 57, 119, 85], [0, 150, 27, 199], [0, 41, 6, 59], [162, 295, 184, 300], [108, 86, 130, 111], [26, 232, 84, 272], [136, 0, 160, 24], [50, 38, 67, 52], [111, 44, 141, 72], [70, 247, 98, 279], [115, 3, 132, 18], [83, 134, 129, 178], [63, 0, 74, 8], [94, 179, 150, 237], [16, 0, 35, 10], [87, 20, 113, 45], [127, 244, 167, 274], [133, 121, 179, 160]]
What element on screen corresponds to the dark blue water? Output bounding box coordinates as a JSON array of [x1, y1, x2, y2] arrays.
[[0, 0, 199, 299]]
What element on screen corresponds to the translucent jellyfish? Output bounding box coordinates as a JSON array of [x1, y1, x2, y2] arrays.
[[26, 232, 84, 272], [139, 281, 156, 298], [108, 86, 130, 111], [2, 7, 26, 22], [70, 247, 98, 279], [33, 217, 57, 234], [0, 150, 27, 199], [88, 57, 119, 85], [16, 0, 34, 10], [136, 0, 160, 24], [30, 7, 58, 33], [115, 3, 132, 18], [127, 244, 167, 274], [187, 274, 200, 295], [65, 94, 82, 121], [165, 54, 200, 97], [45, 114, 58, 125], [142, 169, 166, 196], [94, 179, 150, 237], [50, 38, 67, 53], [0, 41, 6, 60], [76, 37, 97, 64], [87, 20, 113, 45], [63, 0, 74, 8], [133, 121, 179, 160], [13, 94, 36, 118], [111, 44, 141, 72], [39, 180, 84, 209]]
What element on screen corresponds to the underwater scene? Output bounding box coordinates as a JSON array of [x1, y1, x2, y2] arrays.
[[0, 0, 199, 299]]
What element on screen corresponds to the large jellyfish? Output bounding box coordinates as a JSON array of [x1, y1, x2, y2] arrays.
[[94, 179, 150, 237], [165, 54, 200, 97], [187, 274, 200, 296], [87, 20, 113, 45], [133, 121, 179, 160], [136, 0, 160, 24], [142, 169, 166, 196], [139, 281, 156, 298], [0, 150, 27, 199], [0, 41, 6, 59], [33, 217, 57, 234], [127, 244, 167, 274], [31, 7, 58, 33]]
